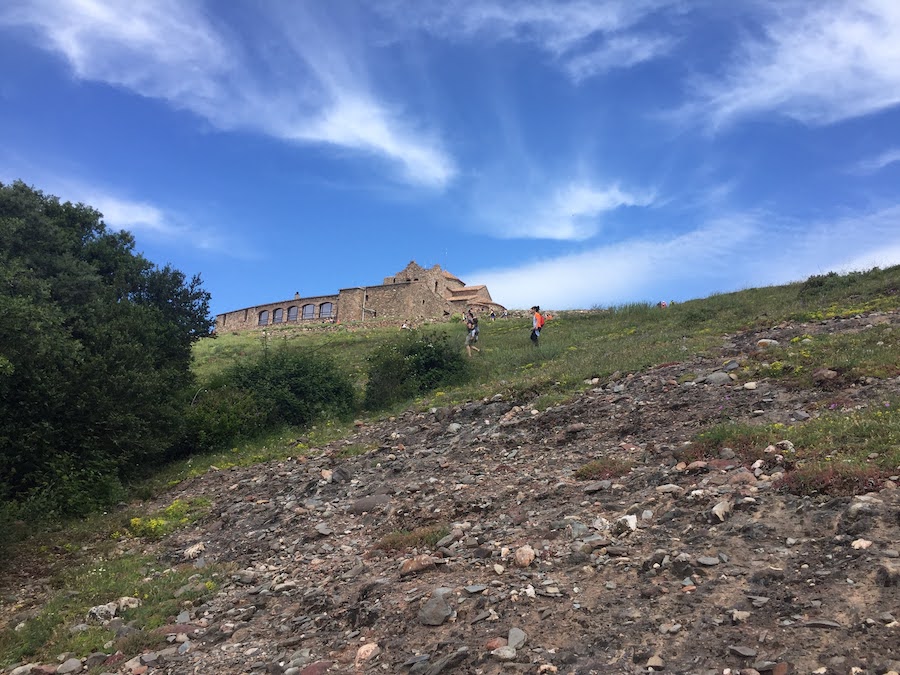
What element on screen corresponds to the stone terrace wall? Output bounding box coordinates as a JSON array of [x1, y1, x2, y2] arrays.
[[216, 294, 340, 332]]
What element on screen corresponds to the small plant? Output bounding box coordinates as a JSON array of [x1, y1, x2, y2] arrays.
[[374, 525, 450, 551], [336, 443, 374, 459], [127, 498, 210, 539], [776, 464, 883, 496], [574, 457, 634, 480]]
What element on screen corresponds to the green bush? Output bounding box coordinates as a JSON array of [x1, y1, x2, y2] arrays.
[[364, 332, 469, 409], [223, 348, 356, 429], [182, 386, 266, 453]]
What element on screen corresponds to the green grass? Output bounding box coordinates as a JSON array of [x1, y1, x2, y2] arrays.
[[745, 324, 900, 386], [192, 265, 900, 410], [126, 497, 211, 540], [0, 554, 222, 667], [693, 400, 900, 494]]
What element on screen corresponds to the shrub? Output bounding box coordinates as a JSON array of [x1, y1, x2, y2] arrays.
[[574, 457, 634, 480], [364, 333, 469, 409], [182, 386, 266, 453], [224, 348, 356, 428], [374, 525, 450, 551]]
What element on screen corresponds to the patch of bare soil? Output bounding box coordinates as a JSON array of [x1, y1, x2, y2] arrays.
[[3, 312, 900, 675]]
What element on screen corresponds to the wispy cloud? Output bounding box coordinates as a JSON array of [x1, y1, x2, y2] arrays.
[[691, 0, 900, 128], [850, 147, 900, 174], [475, 216, 756, 308], [476, 178, 653, 240], [1, 161, 242, 254], [79, 189, 244, 256], [390, 0, 681, 80], [564, 33, 677, 82], [0, 0, 455, 187], [474, 204, 900, 309]]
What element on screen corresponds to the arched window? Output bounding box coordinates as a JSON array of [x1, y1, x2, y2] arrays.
[[302, 304, 316, 320], [320, 302, 333, 318], [287, 306, 298, 321], [258, 310, 269, 326], [273, 308, 284, 324]]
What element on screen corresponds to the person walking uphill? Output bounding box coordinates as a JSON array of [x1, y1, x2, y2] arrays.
[[465, 314, 480, 357], [530, 305, 544, 346]]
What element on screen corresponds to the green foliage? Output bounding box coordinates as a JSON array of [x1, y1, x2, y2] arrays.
[[127, 497, 210, 539], [182, 386, 267, 453], [0, 554, 220, 666], [0, 181, 213, 523], [694, 401, 900, 495], [746, 326, 900, 385], [180, 348, 356, 454], [364, 332, 470, 409], [225, 348, 356, 427]]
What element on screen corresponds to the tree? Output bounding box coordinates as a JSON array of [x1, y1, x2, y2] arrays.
[[0, 181, 213, 516]]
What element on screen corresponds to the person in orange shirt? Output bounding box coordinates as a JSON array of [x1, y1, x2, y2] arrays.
[[530, 305, 544, 346]]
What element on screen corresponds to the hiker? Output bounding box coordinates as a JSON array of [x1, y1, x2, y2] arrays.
[[490, 310, 496, 321], [465, 315, 480, 356], [530, 305, 544, 346]]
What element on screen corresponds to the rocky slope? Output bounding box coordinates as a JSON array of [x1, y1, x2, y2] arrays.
[[4, 312, 900, 675]]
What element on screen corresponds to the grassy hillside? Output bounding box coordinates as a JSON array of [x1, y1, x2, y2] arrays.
[[193, 265, 900, 410]]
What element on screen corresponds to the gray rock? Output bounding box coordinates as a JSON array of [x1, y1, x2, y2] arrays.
[[418, 594, 452, 626], [706, 371, 733, 385], [349, 494, 391, 514], [507, 627, 527, 649], [57, 658, 83, 674], [728, 645, 757, 657], [491, 646, 517, 661]]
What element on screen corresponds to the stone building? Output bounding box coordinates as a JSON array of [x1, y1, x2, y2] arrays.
[[215, 261, 505, 332]]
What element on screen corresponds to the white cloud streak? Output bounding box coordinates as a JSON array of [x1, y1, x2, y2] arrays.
[[478, 179, 653, 240], [1, 163, 240, 254], [693, 0, 900, 128], [79, 190, 242, 255], [0, 0, 455, 187], [391, 0, 681, 79], [564, 33, 677, 82], [473, 205, 900, 310], [850, 147, 900, 174]]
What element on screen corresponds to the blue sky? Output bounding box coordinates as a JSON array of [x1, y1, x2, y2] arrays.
[[2, 0, 900, 316]]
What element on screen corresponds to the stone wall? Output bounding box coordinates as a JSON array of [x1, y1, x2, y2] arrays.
[[216, 294, 339, 332]]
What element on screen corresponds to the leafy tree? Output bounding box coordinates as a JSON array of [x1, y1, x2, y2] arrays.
[[0, 181, 212, 517]]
